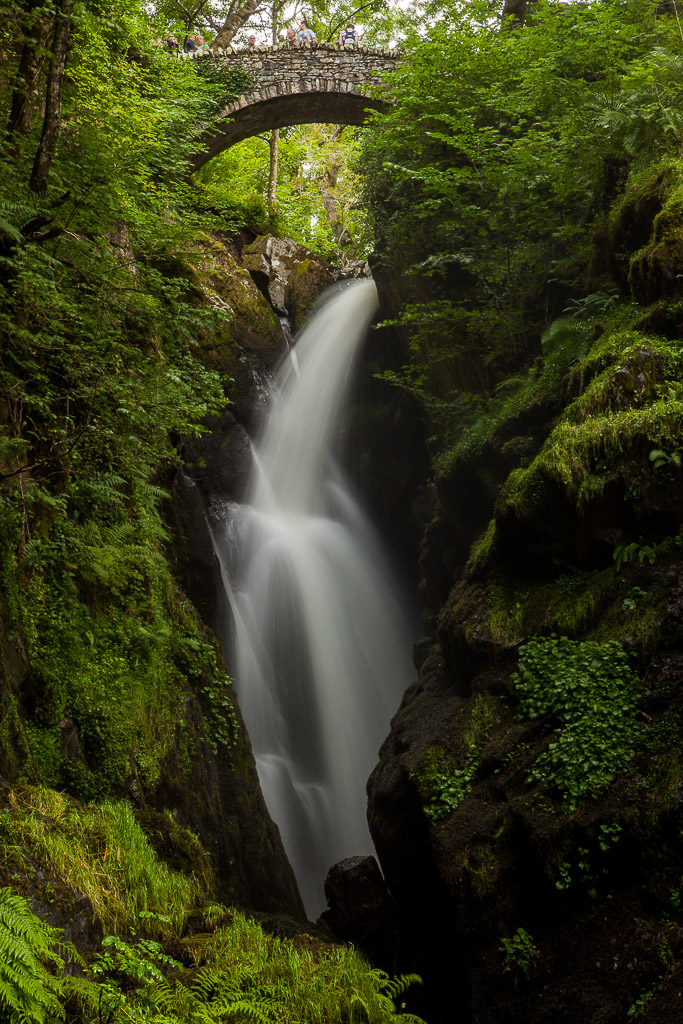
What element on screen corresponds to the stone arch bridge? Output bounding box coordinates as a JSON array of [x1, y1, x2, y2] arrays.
[[190, 43, 399, 172]]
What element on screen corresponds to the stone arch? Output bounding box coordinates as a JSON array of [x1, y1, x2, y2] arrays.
[[189, 44, 398, 173]]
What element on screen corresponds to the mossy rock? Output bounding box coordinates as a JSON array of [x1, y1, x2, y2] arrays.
[[242, 235, 336, 331], [193, 243, 286, 413], [134, 807, 214, 884], [609, 162, 678, 293], [630, 201, 683, 305]]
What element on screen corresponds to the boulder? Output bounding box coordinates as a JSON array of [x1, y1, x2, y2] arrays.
[[242, 235, 335, 329], [319, 855, 398, 970]]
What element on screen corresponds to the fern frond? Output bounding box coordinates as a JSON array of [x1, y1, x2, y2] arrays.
[[190, 966, 230, 1001], [541, 317, 591, 366], [0, 888, 64, 1024], [216, 997, 273, 1023], [380, 972, 423, 1001]]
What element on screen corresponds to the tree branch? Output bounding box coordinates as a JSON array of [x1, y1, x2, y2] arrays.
[[210, 0, 265, 48]]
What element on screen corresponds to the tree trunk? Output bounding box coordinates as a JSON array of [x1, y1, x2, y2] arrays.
[[210, 0, 263, 48], [29, 0, 74, 193], [320, 127, 353, 248], [501, 0, 528, 28], [266, 1, 279, 215], [5, 0, 53, 152], [268, 129, 279, 215]]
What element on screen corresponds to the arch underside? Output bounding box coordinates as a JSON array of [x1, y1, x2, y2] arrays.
[[191, 91, 386, 172]]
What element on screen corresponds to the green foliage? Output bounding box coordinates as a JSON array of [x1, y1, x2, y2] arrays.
[[622, 586, 647, 612], [89, 933, 182, 1020], [0, 887, 65, 1023], [434, 355, 564, 476], [196, 124, 373, 263], [363, 0, 683, 462], [416, 695, 498, 821], [0, 482, 236, 798], [554, 824, 622, 897], [0, 0, 255, 806], [499, 927, 538, 975], [200, 677, 238, 754], [418, 747, 478, 823], [613, 540, 656, 571], [65, 911, 425, 1024], [192, 57, 256, 100], [0, 788, 207, 939], [512, 636, 641, 803], [649, 447, 681, 472]]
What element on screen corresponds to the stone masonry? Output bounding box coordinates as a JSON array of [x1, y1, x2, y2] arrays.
[[190, 43, 399, 171]]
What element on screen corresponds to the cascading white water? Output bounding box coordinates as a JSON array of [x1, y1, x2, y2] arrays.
[[211, 280, 415, 917]]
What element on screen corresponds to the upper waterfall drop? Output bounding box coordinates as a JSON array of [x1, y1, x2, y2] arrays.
[[211, 280, 416, 917]]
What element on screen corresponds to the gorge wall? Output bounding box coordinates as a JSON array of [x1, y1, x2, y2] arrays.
[[360, 161, 683, 1024], [0, 230, 329, 930]]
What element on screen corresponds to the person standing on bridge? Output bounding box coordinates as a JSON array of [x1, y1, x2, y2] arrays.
[[339, 23, 359, 47], [297, 19, 316, 42], [286, 27, 297, 46]]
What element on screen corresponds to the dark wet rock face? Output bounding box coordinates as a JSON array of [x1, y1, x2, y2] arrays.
[[319, 855, 398, 970], [148, 693, 304, 917]]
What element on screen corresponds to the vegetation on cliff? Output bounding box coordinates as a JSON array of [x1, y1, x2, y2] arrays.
[[0, 786, 423, 1024], [6, 0, 683, 1018], [0, 0, 423, 1019], [363, 1, 683, 1021]]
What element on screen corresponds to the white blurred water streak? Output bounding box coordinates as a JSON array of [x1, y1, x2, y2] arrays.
[[211, 280, 415, 917]]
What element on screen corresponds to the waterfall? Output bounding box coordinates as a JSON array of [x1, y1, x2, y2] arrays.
[[211, 280, 415, 917]]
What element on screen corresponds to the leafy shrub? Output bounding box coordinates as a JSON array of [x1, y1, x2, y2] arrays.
[[418, 747, 479, 823], [499, 927, 538, 975], [512, 636, 640, 803]]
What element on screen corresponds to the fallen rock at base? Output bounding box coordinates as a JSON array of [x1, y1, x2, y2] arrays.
[[319, 855, 399, 970]]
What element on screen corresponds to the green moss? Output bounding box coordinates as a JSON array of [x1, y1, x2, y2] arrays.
[[461, 564, 664, 660], [24, 724, 63, 789], [592, 573, 669, 656], [414, 694, 500, 821], [466, 519, 497, 579], [628, 177, 683, 304], [487, 584, 529, 646], [0, 693, 29, 782], [496, 464, 545, 520], [0, 483, 237, 803], [463, 842, 501, 898], [435, 357, 564, 478], [496, 323, 683, 519], [543, 571, 616, 636]]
